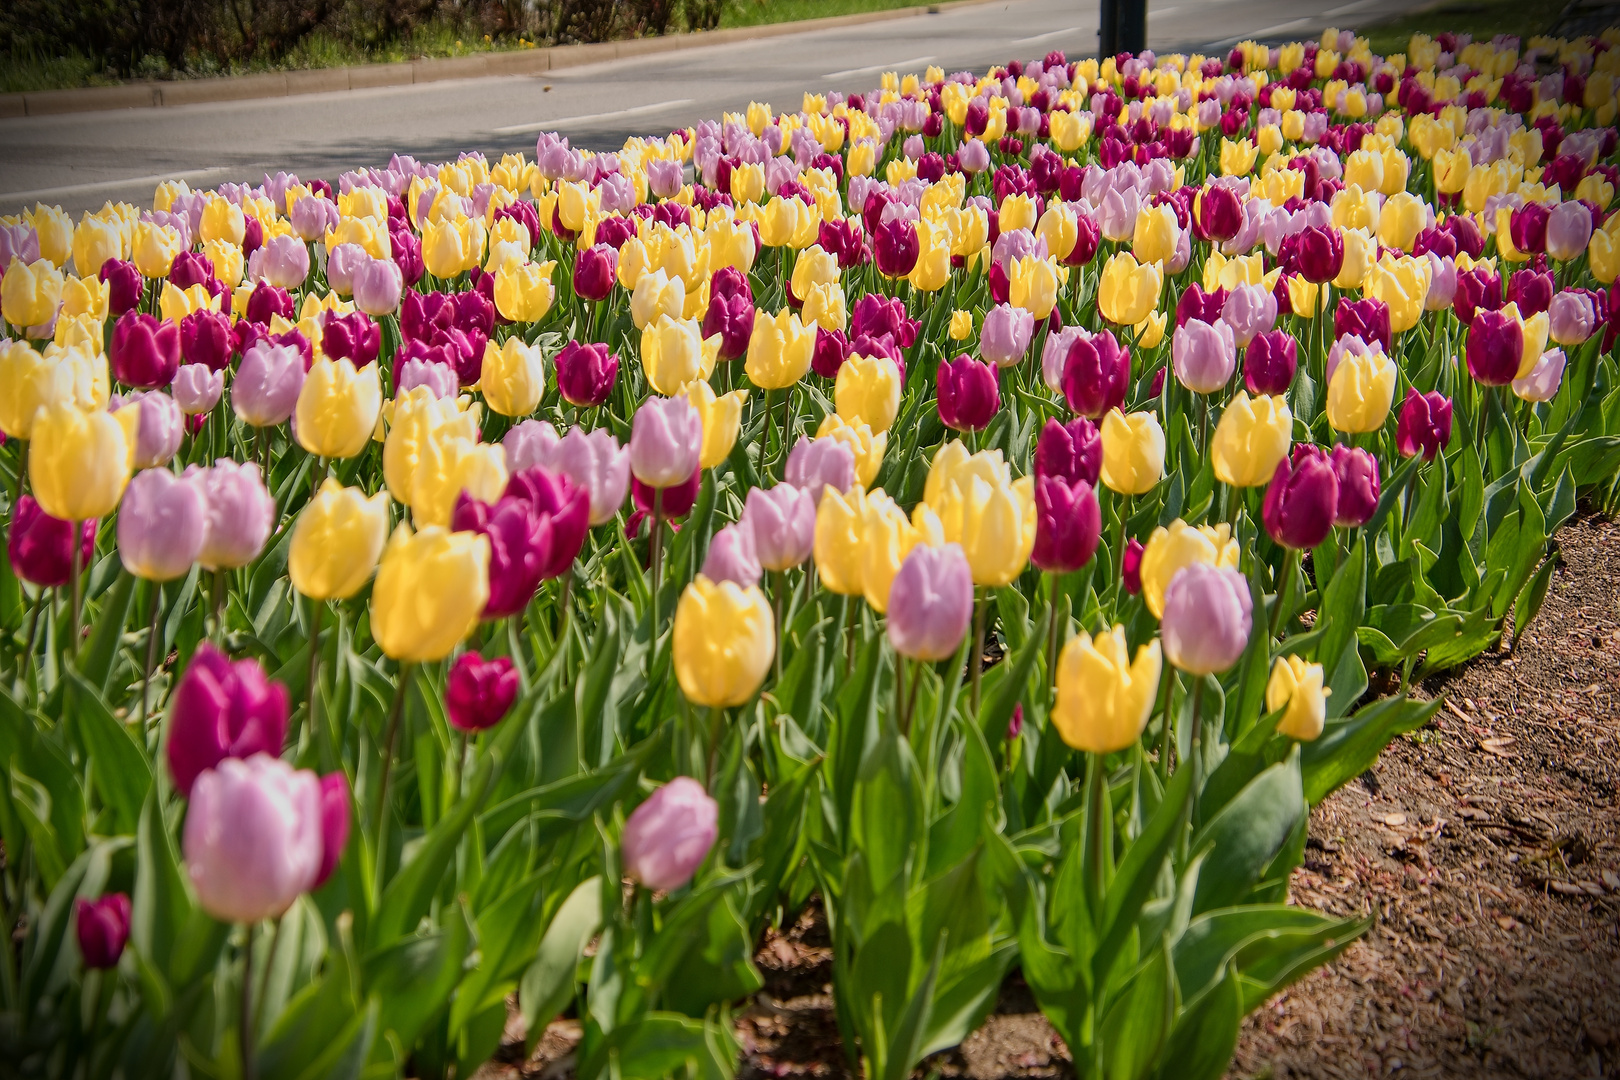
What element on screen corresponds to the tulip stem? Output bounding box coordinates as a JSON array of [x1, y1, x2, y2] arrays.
[[843, 595, 856, 677], [762, 389, 776, 467], [20, 587, 44, 697], [894, 651, 905, 735], [773, 570, 785, 685], [68, 521, 83, 657], [254, 915, 281, 1034], [1177, 678, 1205, 865], [240, 921, 256, 1080], [649, 487, 664, 635], [969, 594, 988, 714], [1272, 547, 1300, 638], [1086, 752, 1111, 915], [779, 385, 793, 475], [371, 662, 414, 893], [706, 706, 724, 789], [1045, 575, 1062, 686], [307, 599, 325, 765], [1156, 665, 1175, 782], [212, 567, 228, 645], [141, 582, 163, 728], [11, 437, 25, 513]]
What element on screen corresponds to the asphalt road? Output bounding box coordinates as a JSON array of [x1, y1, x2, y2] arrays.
[[0, 0, 1412, 216]]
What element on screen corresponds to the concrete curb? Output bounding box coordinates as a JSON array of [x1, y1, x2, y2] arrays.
[[0, 0, 1006, 120]]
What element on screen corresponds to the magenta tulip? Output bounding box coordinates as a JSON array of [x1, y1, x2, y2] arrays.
[[110, 311, 180, 389], [1334, 297, 1391, 352], [1262, 445, 1340, 550], [180, 309, 232, 372], [938, 354, 1000, 432], [573, 244, 618, 301], [1031, 475, 1102, 573], [1466, 309, 1525, 386], [874, 219, 920, 277], [1243, 330, 1297, 395], [7, 496, 95, 588], [1329, 444, 1380, 527], [556, 340, 619, 407], [1395, 389, 1453, 461], [166, 643, 289, 797], [311, 772, 351, 889], [75, 894, 131, 969], [1034, 416, 1102, 487], [507, 466, 590, 579], [1061, 329, 1131, 417], [446, 653, 520, 732]]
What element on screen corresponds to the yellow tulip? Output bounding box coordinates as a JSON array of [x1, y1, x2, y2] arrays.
[[0, 340, 76, 438], [814, 484, 867, 595], [370, 523, 490, 663], [744, 308, 815, 389], [53, 313, 103, 356], [643, 314, 717, 396], [159, 282, 218, 324], [1052, 626, 1163, 752], [707, 215, 758, 274], [1134, 310, 1167, 350], [1139, 520, 1240, 618], [685, 379, 748, 469], [999, 193, 1038, 234], [27, 206, 71, 268], [1376, 192, 1427, 252], [1049, 110, 1091, 151], [1329, 183, 1378, 232], [1378, 147, 1410, 196], [731, 163, 767, 206], [1326, 346, 1396, 433], [129, 222, 181, 280], [1211, 391, 1292, 488], [950, 310, 974, 340], [790, 245, 840, 300], [422, 218, 473, 279], [934, 472, 1035, 588], [1343, 149, 1384, 194], [289, 479, 391, 600], [630, 269, 686, 330], [909, 218, 953, 292], [28, 401, 139, 521], [199, 197, 246, 246], [834, 351, 901, 433], [800, 281, 847, 332], [1037, 202, 1080, 262], [60, 275, 109, 322], [1575, 172, 1614, 211], [861, 489, 925, 613], [1333, 227, 1375, 290], [1099, 409, 1166, 495], [1132, 203, 1180, 267], [817, 413, 885, 488], [556, 181, 599, 233], [1592, 228, 1620, 285], [1008, 255, 1061, 319], [1366, 255, 1430, 335], [409, 435, 508, 528], [1515, 307, 1549, 380], [493, 259, 557, 322], [204, 238, 245, 288], [1, 258, 64, 329], [1286, 275, 1330, 316], [480, 338, 546, 417], [1267, 655, 1329, 741], [1098, 252, 1163, 326], [672, 575, 776, 707], [1220, 138, 1259, 176], [72, 215, 125, 277], [326, 216, 392, 261], [1432, 148, 1470, 195], [922, 440, 1008, 508], [382, 388, 480, 502], [295, 358, 383, 459]]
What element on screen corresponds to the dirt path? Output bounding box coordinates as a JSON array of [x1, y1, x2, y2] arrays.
[[491, 516, 1620, 1080]]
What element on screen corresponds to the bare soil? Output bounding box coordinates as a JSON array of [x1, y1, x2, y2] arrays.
[[482, 515, 1620, 1080]]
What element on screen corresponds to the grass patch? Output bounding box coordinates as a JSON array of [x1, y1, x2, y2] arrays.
[[718, 0, 934, 30], [1359, 0, 1559, 58]]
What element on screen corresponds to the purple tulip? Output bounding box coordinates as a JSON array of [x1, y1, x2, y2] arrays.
[[1198, 184, 1243, 241], [113, 390, 183, 468], [251, 234, 309, 290], [321, 312, 380, 367], [7, 496, 95, 588], [352, 257, 404, 316], [1296, 225, 1344, 284], [1243, 330, 1298, 396], [1122, 538, 1144, 594], [621, 776, 718, 892], [1545, 198, 1595, 262], [1041, 325, 1083, 391], [630, 396, 702, 488], [701, 290, 756, 362], [1395, 389, 1453, 461], [190, 459, 276, 569], [324, 243, 367, 296], [1171, 317, 1237, 395], [99, 259, 142, 317], [167, 643, 289, 797], [812, 326, 851, 379], [573, 244, 618, 301], [1465, 309, 1525, 387], [179, 309, 232, 373], [784, 435, 856, 506], [1161, 563, 1252, 674], [506, 466, 590, 578], [1031, 475, 1102, 573], [1548, 289, 1599, 344], [741, 484, 816, 571], [233, 340, 306, 427], [183, 754, 322, 923], [873, 219, 920, 277], [75, 893, 131, 969], [117, 467, 207, 582], [1329, 444, 1380, 527], [1061, 329, 1132, 418], [518, 425, 630, 527], [938, 354, 1000, 432], [887, 542, 974, 661], [556, 340, 619, 407], [701, 521, 762, 587], [980, 302, 1035, 367], [311, 772, 351, 890], [1034, 416, 1102, 487], [1508, 268, 1554, 318], [172, 363, 225, 415], [1222, 282, 1278, 346], [446, 653, 520, 732], [1262, 445, 1340, 550], [110, 311, 180, 389], [1509, 202, 1549, 255], [1334, 297, 1391, 352]]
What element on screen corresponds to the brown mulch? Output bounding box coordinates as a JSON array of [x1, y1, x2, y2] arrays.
[[482, 515, 1620, 1080]]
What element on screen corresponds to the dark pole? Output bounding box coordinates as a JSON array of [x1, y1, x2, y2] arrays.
[[1118, 0, 1147, 55], [1098, 0, 1119, 58]]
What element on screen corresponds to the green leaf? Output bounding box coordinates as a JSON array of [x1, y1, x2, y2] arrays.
[[851, 728, 924, 891], [1101, 941, 1174, 1080], [77, 568, 135, 690], [1315, 537, 1366, 678], [1299, 693, 1440, 803], [1191, 749, 1305, 914], [1173, 905, 1368, 1013], [1512, 552, 1558, 644], [363, 899, 473, 1054], [68, 670, 151, 834], [520, 876, 603, 1049], [131, 787, 193, 985], [575, 1012, 726, 1080], [977, 613, 1042, 748], [259, 917, 367, 1080], [1093, 757, 1194, 989], [1152, 960, 1242, 1080]]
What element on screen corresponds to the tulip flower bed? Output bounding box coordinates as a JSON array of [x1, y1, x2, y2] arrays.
[[4, 23, 1620, 1080]]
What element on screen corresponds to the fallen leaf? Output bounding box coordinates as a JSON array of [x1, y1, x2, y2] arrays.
[[1383, 812, 1408, 827], [1550, 881, 1584, 896], [1480, 737, 1517, 756], [1604, 870, 1620, 891]]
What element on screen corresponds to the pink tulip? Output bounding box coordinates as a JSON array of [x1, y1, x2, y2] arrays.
[[621, 776, 718, 892]]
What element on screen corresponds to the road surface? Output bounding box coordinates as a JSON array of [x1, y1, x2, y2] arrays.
[[0, 0, 1411, 215]]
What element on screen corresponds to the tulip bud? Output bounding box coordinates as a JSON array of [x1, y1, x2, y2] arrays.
[[937, 354, 1000, 432], [887, 542, 975, 661], [621, 776, 718, 892], [183, 754, 322, 923], [1211, 391, 1292, 488], [1161, 563, 1252, 675], [289, 479, 390, 600], [446, 653, 520, 732], [1395, 389, 1453, 461], [371, 523, 491, 662], [311, 771, 350, 890], [166, 643, 289, 797], [1262, 445, 1339, 550], [1325, 341, 1397, 433], [1122, 538, 1144, 595], [701, 522, 763, 588], [556, 340, 619, 407], [573, 244, 618, 301], [1099, 409, 1165, 495], [1328, 444, 1380, 527], [979, 302, 1035, 367], [673, 576, 775, 706], [1052, 625, 1162, 752], [7, 495, 96, 588], [1267, 655, 1329, 741], [75, 894, 131, 970], [118, 467, 207, 582]]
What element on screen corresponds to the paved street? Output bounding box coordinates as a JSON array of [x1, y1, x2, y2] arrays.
[[0, 0, 1412, 215]]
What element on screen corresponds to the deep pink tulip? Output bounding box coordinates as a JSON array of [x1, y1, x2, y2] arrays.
[[507, 466, 590, 579], [873, 219, 920, 277], [179, 309, 232, 372], [1034, 416, 1102, 487], [1395, 389, 1453, 461], [110, 311, 181, 389], [1508, 268, 1554, 317], [1175, 283, 1227, 327], [937, 354, 1000, 432], [446, 653, 520, 732], [701, 291, 755, 362], [1296, 225, 1344, 284], [632, 468, 700, 521], [1465, 309, 1525, 387], [1198, 184, 1243, 241], [452, 492, 552, 619], [75, 894, 131, 969], [1061, 329, 1131, 417], [7, 496, 95, 588], [573, 244, 618, 301], [1243, 330, 1298, 395], [1333, 297, 1391, 352], [1328, 444, 1380, 527], [311, 772, 351, 889], [812, 327, 851, 379], [166, 643, 289, 798], [1031, 475, 1102, 573], [556, 340, 619, 407], [1262, 445, 1339, 550], [1122, 538, 1144, 594], [321, 312, 380, 367]]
